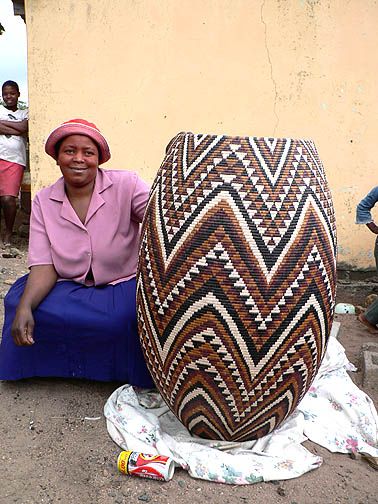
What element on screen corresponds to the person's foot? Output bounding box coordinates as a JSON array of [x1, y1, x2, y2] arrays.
[[3, 232, 12, 247], [357, 313, 378, 334]]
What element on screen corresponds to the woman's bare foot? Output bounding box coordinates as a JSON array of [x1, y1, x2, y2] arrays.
[[357, 313, 378, 334], [3, 232, 12, 247]]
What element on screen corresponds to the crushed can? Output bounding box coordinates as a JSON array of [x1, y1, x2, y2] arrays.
[[117, 451, 175, 481]]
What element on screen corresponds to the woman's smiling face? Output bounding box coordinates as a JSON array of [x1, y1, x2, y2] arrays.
[[57, 134, 99, 190]]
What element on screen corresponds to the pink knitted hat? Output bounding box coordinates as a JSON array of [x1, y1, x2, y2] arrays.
[[45, 118, 111, 164]]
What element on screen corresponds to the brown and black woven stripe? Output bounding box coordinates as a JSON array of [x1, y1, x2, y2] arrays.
[[137, 132, 337, 441]]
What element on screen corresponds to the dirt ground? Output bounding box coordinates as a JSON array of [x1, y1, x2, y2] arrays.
[[0, 212, 377, 504]]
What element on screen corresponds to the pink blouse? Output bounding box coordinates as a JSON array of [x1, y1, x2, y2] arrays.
[[28, 168, 150, 285]]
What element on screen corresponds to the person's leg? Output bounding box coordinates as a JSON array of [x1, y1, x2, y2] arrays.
[[0, 275, 32, 379], [0, 162, 24, 245], [0, 195, 17, 244], [358, 296, 378, 333], [0, 275, 71, 380], [0, 277, 155, 382], [112, 279, 154, 387], [0, 200, 3, 247], [64, 279, 154, 385], [374, 235, 378, 273]]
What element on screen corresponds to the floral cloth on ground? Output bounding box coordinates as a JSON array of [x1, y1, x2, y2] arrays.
[[104, 328, 378, 485]]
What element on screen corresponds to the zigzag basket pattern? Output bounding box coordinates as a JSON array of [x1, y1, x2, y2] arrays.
[[137, 132, 337, 441]]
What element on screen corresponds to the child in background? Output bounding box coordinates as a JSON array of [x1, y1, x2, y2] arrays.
[[0, 80, 28, 246]]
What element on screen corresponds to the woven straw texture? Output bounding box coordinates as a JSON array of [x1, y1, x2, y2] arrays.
[[137, 132, 337, 441]]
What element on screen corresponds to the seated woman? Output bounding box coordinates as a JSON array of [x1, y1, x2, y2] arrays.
[[0, 118, 154, 386]]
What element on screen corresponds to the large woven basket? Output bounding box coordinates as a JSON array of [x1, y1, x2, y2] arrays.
[[137, 132, 337, 441]]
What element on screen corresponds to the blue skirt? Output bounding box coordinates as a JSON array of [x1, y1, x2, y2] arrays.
[[0, 275, 154, 386]]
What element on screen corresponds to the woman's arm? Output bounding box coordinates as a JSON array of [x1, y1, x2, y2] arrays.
[[0, 118, 28, 136], [131, 173, 150, 222], [11, 265, 58, 346]]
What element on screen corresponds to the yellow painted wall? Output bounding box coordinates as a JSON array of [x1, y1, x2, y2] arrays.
[[25, 0, 378, 270]]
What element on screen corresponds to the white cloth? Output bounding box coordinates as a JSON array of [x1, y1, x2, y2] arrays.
[[104, 333, 378, 484], [0, 105, 28, 166]]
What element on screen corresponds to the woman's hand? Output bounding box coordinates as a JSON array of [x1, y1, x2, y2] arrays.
[[11, 265, 58, 346], [11, 305, 35, 346]]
